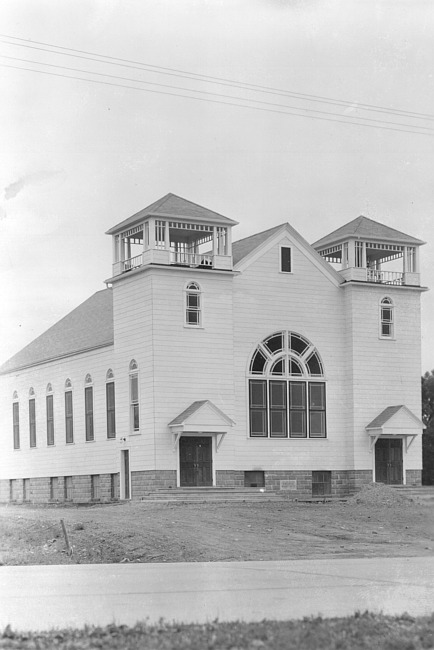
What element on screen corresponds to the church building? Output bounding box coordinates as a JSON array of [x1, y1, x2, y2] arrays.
[[0, 193, 426, 502]]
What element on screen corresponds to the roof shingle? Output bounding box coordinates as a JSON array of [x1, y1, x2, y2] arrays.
[[106, 193, 238, 235], [0, 289, 113, 374], [313, 215, 425, 250]]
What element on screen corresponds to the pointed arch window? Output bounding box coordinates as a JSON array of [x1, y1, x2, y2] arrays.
[[129, 360, 139, 432], [12, 392, 20, 450], [380, 297, 394, 338], [106, 369, 116, 439], [84, 374, 94, 441], [248, 331, 326, 439], [185, 282, 202, 327], [65, 379, 73, 444]]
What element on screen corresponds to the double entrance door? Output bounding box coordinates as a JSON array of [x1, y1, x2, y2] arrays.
[[375, 438, 403, 485], [180, 437, 212, 487]]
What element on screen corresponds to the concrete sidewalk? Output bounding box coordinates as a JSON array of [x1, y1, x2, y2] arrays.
[[1, 556, 434, 631]]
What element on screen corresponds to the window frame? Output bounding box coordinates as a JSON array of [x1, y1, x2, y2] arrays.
[[13, 399, 20, 450], [65, 389, 74, 444], [129, 360, 140, 433], [85, 385, 94, 442], [46, 393, 54, 446], [379, 297, 395, 339], [185, 281, 202, 328], [280, 246, 292, 274], [106, 377, 116, 439], [29, 397, 36, 448], [247, 331, 327, 440]]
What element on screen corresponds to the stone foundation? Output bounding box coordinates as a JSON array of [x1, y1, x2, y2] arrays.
[[406, 469, 422, 486], [131, 470, 177, 498], [216, 470, 244, 487], [2, 466, 418, 503]]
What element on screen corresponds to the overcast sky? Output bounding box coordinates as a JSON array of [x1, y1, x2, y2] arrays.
[[1, 0, 434, 370]]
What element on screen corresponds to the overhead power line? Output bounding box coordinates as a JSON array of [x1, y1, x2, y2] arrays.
[[1, 33, 433, 123], [2, 53, 433, 134], [2, 61, 433, 138]]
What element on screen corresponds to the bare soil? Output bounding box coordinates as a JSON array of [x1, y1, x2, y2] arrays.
[[1, 485, 433, 566]]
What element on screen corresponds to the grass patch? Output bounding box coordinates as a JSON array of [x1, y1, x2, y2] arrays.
[[2, 613, 434, 649]]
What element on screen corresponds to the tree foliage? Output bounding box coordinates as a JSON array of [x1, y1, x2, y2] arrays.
[[422, 370, 434, 484]]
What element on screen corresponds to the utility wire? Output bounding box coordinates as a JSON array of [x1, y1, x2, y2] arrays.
[[0, 33, 433, 122], [2, 62, 433, 137], [2, 54, 433, 133]]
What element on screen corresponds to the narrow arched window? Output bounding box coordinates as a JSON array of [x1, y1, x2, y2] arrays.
[[46, 384, 54, 446], [129, 360, 139, 432], [29, 388, 36, 448], [12, 392, 20, 450], [185, 282, 201, 327], [380, 297, 394, 338], [248, 331, 326, 439], [106, 369, 116, 439], [65, 379, 73, 444], [84, 374, 94, 441]]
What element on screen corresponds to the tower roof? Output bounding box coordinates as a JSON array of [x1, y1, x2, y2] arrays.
[[106, 193, 238, 235], [313, 215, 425, 250]]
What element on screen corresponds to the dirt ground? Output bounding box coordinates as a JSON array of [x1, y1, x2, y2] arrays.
[[0, 484, 433, 565]]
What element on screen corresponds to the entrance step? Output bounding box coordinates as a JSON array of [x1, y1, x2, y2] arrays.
[[139, 487, 286, 503]]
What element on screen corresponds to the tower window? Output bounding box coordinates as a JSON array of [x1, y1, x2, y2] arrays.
[[380, 297, 394, 338], [185, 282, 202, 326]]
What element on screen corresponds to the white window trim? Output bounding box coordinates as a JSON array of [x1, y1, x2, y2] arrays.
[[279, 245, 293, 274], [184, 281, 204, 328], [129, 361, 140, 434], [379, 297, 395, 340]]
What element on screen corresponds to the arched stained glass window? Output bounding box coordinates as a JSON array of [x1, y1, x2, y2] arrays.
[[248, 331, 326, 439]]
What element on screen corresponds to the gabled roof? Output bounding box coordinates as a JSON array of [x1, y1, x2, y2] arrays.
[[232, 221, 343, 286], [106, 193, 238, 235], [168, 400, 234, 427], [313, 215, 425, 250], [233, 224, 286, 265], [366, 405, 425, 430], [0, 289, 113, 375]]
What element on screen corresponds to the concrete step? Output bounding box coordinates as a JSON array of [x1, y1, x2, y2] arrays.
[[140, 487, 285, 502]]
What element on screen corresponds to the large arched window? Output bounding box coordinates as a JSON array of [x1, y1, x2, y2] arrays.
[[248, 331, 326, 439], [12, 391, 20, 450], [84, 374, 94, 442]]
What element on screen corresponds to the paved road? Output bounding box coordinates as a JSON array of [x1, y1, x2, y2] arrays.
[[1, 557, 434, 631]]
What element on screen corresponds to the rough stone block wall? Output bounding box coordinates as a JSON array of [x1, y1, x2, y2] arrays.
[[72, 475, 91, 502], [131, 470, 177, 498], [57, 476, 66, 502], [331, 471, 351, 497], [11, 478, 24, 502], [265, 470, 312, 496], [216, 470, 244, 487], [406, 469, 422, 486], [347, 470, 373, 492], [110, 473, 120, 499], [0, 479, 11, 502], [29, 477, 51, 503]]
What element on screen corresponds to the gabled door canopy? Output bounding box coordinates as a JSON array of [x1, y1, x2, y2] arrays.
[[168, 400, 235, 451], [366, 405, 425, 452]]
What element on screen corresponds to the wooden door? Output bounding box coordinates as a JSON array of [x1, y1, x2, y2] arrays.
[[180, 437, 212, 487], [375, 438, 403, 485]]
